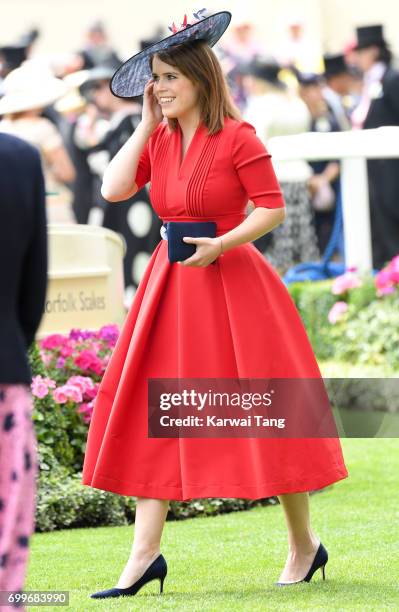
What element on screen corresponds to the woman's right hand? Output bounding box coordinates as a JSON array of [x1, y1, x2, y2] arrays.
[[141, 79, 163, 132]]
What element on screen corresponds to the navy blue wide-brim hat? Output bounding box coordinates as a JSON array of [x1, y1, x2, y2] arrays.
[[110, 9, 232, 98]]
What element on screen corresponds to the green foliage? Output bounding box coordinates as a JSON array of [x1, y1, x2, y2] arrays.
[[346, 276, 376, 310], [35, 467, 278, 532], [35, 467, 133, 532], [287, 279, 399, 369], [287, 280, 337, 360], [332, 294, 399, 368]]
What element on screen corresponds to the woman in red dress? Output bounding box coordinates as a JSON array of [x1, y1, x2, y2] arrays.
[[82, 10, 348, 599]]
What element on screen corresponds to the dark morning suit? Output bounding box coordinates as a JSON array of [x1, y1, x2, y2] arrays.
[[363, 66, 399, 268], [0, 133, 48, 384]]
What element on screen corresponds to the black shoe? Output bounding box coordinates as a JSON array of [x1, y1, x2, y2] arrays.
[[90, 553, 167, 599], [274, 541, 328, 586]]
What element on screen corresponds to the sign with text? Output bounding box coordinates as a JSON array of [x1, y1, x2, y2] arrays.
[[37, 224, 126, 338]]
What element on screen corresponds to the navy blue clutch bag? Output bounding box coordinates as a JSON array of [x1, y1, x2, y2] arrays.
[[165, 221, 217, 263]]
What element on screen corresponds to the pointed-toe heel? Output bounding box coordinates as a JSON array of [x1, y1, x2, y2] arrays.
[[275, 541, 328, 586], [90, 553, 167, 599]]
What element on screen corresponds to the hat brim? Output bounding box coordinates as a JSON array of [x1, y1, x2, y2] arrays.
[[110, 11, 232, 98], [323, 68, 350, 77], [79, 67, 118, 95], [353, 39, 387, 51], [0, 80, 68, 114]]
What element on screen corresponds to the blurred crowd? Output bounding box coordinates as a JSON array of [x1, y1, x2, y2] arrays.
[[1, 15, 399, 296]]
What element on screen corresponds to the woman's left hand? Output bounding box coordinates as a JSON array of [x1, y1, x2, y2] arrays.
[[179, 236, 223, 267]]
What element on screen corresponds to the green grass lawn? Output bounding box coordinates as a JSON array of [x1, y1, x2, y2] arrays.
[[25, 438, 399, 611]]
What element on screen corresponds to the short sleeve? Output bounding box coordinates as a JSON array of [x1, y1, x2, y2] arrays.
[[134, 121, 166, 191], [232, 121, 286, 209], [134, 140, 151, 191]]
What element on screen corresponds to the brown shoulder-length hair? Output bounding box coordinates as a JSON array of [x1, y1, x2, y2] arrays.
[[149, 38, 242, 134]]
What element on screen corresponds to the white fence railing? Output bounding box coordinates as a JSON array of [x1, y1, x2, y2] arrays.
[[268, 127, 399, 272]]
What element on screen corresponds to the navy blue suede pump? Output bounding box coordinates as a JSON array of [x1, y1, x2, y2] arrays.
[[90, 553, 167, 599], [275, 542, 328, 586]]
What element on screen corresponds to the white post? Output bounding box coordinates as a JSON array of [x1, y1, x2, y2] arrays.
[[340, 158, 373, 271]]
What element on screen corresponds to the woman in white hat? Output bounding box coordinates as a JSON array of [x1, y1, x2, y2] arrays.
[[82, 9, 348, 599], [0, 62, 76, 224]]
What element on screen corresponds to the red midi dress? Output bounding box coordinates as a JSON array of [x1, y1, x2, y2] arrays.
[[82, 117, 348, 500]]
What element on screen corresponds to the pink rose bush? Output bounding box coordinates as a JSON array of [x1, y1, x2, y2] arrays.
[[375, 255, 399, 297], [328, 256, 399, 324], [331, 267, 362, 295], [328, 267, 362, 324], [31, 375, 56, 399], [31, 325, 119, 424]]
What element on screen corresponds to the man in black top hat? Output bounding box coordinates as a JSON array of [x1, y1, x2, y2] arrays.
[[322, 53, 353, 131], [351, 24, 399, 268]]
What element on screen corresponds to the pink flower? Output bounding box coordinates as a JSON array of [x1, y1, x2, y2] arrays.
[[77, 400, 94, 423], [41, 334, 66, 350], [99, 324, 119, 345], [386, 255, 399, 284], [332, 271, 362, 295], [40, 351, 53, 366], [53, 384, 83, 404], [60, 345, 74, 357], [84, 382, 100, 400], [64, 384, 83, 403], [328, 301, 348, 324], [53, 387, 69, 404], [67, 376, 94, 394], [89, 342, 102, 353], [74, 350, 103, 374], [31, 375, 55, 399], [56, 357, 66, 369], [375, 268, 396, 297]]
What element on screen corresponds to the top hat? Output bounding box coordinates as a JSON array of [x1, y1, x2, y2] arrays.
[[354, 24, 387, 50], [110, 9, 232, 98], [0, 44, 29, 73], [323, 53, 350, 77], [240, 56, 286, 90]]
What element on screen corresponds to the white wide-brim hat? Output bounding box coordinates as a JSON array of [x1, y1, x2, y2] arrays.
[[110, 9, 232, 98], [0, 61, 69, 114]]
